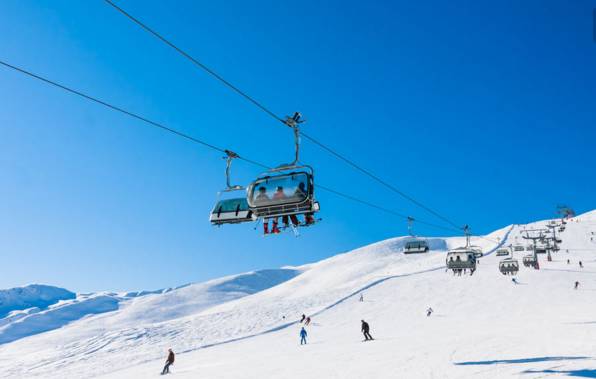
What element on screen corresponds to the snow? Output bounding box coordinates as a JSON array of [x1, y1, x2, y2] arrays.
[[1, 212, 595, 378]]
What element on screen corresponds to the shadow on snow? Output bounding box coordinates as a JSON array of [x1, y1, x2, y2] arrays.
[[454, 356, 589, 366], [522, 368, 596, 378]]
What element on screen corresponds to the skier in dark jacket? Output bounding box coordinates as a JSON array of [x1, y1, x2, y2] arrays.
[[575, 281, 580, 290], [300, 327, 307, 345], [361, 320, 373, 341], [300, 314, 306, 323], [161, 348, 175, 375]]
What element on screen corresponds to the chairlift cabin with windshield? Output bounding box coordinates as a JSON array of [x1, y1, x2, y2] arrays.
[[403, 218, 430, 254], [523, 254, 538, 268], [404, 240, 430, 254], [496, 249, 509, 257], [535, 245, 547, 254], [246, 112, 320, 230], [210, 150, 255, 226], [499, 258, 519, 275], [247, 167, 319, 219], [446, 248, 477, 272]]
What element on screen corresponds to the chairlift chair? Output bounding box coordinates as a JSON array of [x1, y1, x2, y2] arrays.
[[246, 113, 320, 225], [403, 218, 430, 254], [535, 245, 547, 254], [247, 166, 319, 220], [513, 244, 525, 252], [496, 248, 509, 257], [210, 150, 255, 226], [499, 258, 519, 275], [523, 254, 538, 268], [404, 239, 430, 254], [446, 248, 477, 272]]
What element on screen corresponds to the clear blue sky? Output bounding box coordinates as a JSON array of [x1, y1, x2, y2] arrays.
[[1, 0, 594, 292]]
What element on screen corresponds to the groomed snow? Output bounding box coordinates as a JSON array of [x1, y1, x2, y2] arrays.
[[1, 211, 595, 378]]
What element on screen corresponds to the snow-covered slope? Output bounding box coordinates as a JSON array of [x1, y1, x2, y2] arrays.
[[1, 211, 595, 379]]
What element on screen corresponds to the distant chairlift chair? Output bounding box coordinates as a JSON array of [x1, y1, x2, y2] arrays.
[[404, 240, 430, 254], [499, 258, 519, 275]]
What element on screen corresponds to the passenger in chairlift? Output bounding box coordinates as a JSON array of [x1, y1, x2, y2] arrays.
[[272, 186, 299, 229], [256, 187, 275, 235], [294, 182, 316, 225]]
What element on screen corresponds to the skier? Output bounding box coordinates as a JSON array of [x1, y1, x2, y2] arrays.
[[305, 316, 311, 326], [161, 348, 175, 375], [574, 281, 580, 290], [300, 314, 306, 323], [567, 259, 570, 264], [300, 327, 307, 345], [512, 278, 518, 284], [579, 261, 584, 268], [426, 307, 434, 317], [361, 320, 374, 341], [359, 293, 364, 302]]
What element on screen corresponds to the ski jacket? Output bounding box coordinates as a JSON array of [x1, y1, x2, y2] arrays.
[[361, 322, 370, 332], [167, 352, 175, 363], [300, 329, 307, 337]]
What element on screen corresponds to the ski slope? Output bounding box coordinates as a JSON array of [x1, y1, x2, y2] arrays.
[[1, 212, 596, 378]]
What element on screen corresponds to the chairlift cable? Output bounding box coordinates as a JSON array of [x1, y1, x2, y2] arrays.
[[103, 0, 464, 231], [0, 59, 461, 235]]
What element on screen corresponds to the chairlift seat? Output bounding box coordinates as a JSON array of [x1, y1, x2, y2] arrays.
[[446, 248, 477, 270], [247, 169, 319, 219], [499, 258, 519, 275], [404, 240, 430, 254], [210, 198, 254, 225], [496, 249, 509, 257]]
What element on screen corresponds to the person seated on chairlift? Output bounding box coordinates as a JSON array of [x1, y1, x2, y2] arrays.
[[272, 186, 300, 229], [294, 182, 315, 225], [256, 187, 276, 235]]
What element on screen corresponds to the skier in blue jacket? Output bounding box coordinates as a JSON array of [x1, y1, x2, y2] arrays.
[[300, 327, 307, 345]]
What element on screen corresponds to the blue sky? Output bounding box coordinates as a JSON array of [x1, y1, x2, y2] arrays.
[[1, 0, 594, 292]]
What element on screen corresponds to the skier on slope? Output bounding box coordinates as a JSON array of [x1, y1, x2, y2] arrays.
[[305, 316, 311, 326], [574, 281, 580, 290], [161, 348, 175, 375], [361, 320, 374, 341], [359, 293, 364, 302], [512, 278, 518, 284], [579, 261, 584, 268], [426, 307, 434, 317], [300, 314, 306, 323], [300, 327, 308, 345]]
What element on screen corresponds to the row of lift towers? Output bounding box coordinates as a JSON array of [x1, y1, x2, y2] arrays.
[[403, 214, 570, 277], [495, 219, 567, 275]]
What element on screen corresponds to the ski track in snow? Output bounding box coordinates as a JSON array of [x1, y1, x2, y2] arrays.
[[1, 213, 596, 378]]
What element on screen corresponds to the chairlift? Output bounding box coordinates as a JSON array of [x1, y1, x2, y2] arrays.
[[522, 254, 539, 269], [246, 113, 320, 229], [403, 217, 430, 254], [210, 150, 254, 226], [513, 244, 525, 252], [535, 245, 547, 254], [526, 245, 534, 251], [499, 258, 519, 275], [446, 247, 477, 273], [496, 248, 509, 257], [404, 240, 430, 254]]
